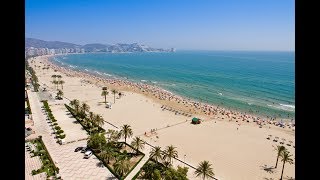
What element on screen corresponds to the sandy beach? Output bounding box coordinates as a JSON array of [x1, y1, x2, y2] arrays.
[[28, 55, 295, 179]]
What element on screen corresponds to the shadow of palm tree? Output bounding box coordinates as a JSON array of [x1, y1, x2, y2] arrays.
[[72, 120, 79, 124], [260, 164, 276, 174], [96, 161, 105, 168]]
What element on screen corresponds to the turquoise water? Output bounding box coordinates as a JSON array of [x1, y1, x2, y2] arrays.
[[52, 51, 295, 119]]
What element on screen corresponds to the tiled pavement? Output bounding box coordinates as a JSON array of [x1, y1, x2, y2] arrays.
[[49, 141, 116, 179], [25, 146, 46, 180], [27, 90, 116, 179], [48, 102, 88, 143]]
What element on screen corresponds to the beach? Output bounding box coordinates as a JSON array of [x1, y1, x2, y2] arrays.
[[28, 55, 295, 179]]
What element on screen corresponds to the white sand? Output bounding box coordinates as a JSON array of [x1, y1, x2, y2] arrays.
[[28, 55, 295, 180]]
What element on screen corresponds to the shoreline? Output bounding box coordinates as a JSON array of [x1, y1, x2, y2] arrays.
[[33, 54, 295, 132], [49, 54, 294, 123]]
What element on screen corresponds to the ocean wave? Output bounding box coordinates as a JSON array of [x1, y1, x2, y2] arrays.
[[218, 92, 223, 96], [95, 71, 102, 75], [85, 69, 89, 72], [141, 80, 147, 82], [103, 73, 112, 77], [152, 81, 157, 84], [267, 103, 295, 111], [280, 104, 295, 109]]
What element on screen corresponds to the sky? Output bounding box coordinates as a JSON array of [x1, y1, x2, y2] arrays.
[[26, 0, 295, 51]]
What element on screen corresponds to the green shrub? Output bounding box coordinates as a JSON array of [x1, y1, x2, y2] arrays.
[[53, 123, 58, 126], [59, 134, 66, 139], [32, 170, 37, 175], [57, 130, 64, 134], [55, 126, 61, 130]]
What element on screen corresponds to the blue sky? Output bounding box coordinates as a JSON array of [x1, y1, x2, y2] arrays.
[[26, 0, 294, 51]]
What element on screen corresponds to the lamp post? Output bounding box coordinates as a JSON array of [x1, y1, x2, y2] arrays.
[[184, 154, 186, 167]]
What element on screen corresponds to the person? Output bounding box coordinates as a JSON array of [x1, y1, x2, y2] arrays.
[[237, 127, 238, 130]]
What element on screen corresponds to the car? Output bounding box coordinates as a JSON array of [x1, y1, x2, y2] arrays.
[[74, 147, 83, 152], [84, 150, 93, 159], [81, 146, 90, 153]]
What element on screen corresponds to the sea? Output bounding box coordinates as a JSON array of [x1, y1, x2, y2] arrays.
[[50, 50, 295, 120]]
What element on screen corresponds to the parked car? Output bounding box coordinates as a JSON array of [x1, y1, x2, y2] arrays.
[[74, 147, 83, 152], [81, 146, 90, 153], [84, 150, 93, 159]]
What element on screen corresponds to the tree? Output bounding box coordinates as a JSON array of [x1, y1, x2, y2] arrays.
[[118, 92, 122, 99], [94, 114, 105, 128], [113, 159, 130, 177], [120, 124, 133, 146], [101, 90, 109, 104], [131, 137, 145, 154], [150, 146, 163, 163], [56, 90, 63, 99], [59, 80, 65, 90], [106, 129, 121, 143], [69, 99, 79, 109], [52, 80, 59, 90], [274, 145, 286, 168], [100, 145, 115, 164], [87, 132, 106, 150], [70, 99, 80, 114], [102, 86, 108, 91], [88, 112, 95, 122], [163, 166, 188, 180], [111, 89, 118, 103], [163, 145, 178, 166], [56, 74, 62, 81], [280, 150, 294, 180], [81, 102, 90, 114], [195, 160, 215, 180], [51, 74, 57, 82]]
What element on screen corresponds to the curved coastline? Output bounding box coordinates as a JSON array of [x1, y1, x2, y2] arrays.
[[48, 54, 294, 124]]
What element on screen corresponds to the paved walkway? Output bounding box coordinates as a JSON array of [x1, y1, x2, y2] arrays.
[[49, 102, 88, 143], [25, 145, 46, 180], [27, 90, 115, 179]]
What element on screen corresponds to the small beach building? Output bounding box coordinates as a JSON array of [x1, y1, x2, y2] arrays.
[[191, 117, 201, 124]]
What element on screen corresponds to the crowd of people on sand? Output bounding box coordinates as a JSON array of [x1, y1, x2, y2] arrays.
[[40, 57, 295, 132]]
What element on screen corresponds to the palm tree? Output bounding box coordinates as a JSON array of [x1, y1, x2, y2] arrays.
[[131, 137, 145, 154], [56, 74, 62, 81], [111, 89, 118, 103], [94, 114, 105, 127], [70, 99, 79, 108], [163, 145, 178, 165], [88, 112, 95, 122], [59, 80, 65, 89], [280, 150, 294, 180], [81, 102, 90, 114], [114, 159, 131, 177], [274, 145, 286, 168], [120, 124, 133, 146], [195, 160, 215, 180], [101, 90, 109, 104], [51, 74, 57, 82], [149, 146, 162, 163], [100, 146, 114, 164], [56, 89, 63, 99], [102, 86, 108, 91], [52, 80, 59, 90]]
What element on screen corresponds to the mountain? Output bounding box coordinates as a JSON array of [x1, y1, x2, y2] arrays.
[[25, 38, 175, 53], [26, 38, 80, 49]]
